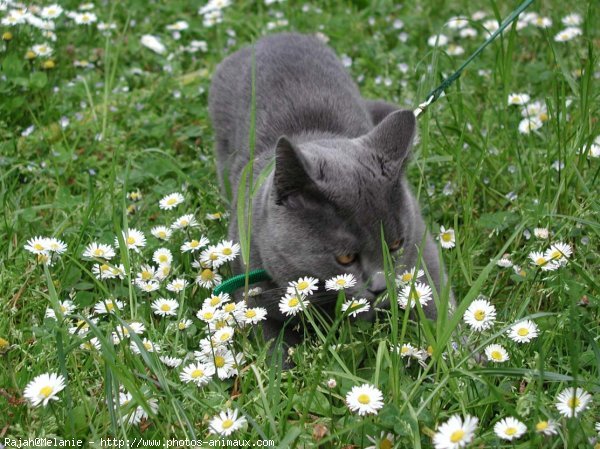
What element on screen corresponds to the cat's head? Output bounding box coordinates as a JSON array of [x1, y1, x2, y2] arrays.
[[258, 110, 418, 308]]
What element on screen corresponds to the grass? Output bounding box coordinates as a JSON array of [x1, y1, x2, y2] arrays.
[[0, 0, 598, 447]]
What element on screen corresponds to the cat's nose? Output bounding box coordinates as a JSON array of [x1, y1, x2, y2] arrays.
[[367, 272, 387, 296]]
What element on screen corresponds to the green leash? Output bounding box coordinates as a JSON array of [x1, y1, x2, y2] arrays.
[[213, 0, 535, 296]]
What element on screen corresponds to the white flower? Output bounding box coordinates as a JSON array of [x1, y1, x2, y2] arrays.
[[135, 279, 160, 293], [341, 298, 370, 317], [196, 306, 222, 323], [279, 293, 309, 316], [43, 238, 67, 254], [80, 337, 102, 351], [115, 228, 146, 252], [366, 432, 395, 449], [508, 93, 531, 106], [41, 5, 63, 19], [114, 322, 145, 340], [32, 43, 53, 57], [287, 276, 319, 296], [159, 192, 184, 210], [554, 27, 582, 42], [345, 384, 384, 416], [151, 226, 172, 241], [180, 361, 215, 386], [209, 408, 247, 436], [151, 298, 179, 317], [433, 414, 478, 449], [152, 248, 173, 265], [199, 245, 224, 269], [141, 34, 166, 54], [562, 13, 582, 26], [216, 240, 240, 262], [325, 274, 357, 291], [83, 242, 115, 260], [199, 0, 232, 15], [203, 293, 231, 308], [463, 298, 496, 331], [535, 419, 558, 435], [171, 214, 199, 230], [240, 307, 267, 325], [447, 44, 464, 56], [445, 16, 469, 29], [398, 282, 433, 309], [459, 27, 477, 38], [181, 237, 209, 253], [167, 278, 188, 293], [195, 268, 222, 289], [199, 348, 238, 380], [521, 101, 548, 121], [24, 236, 49, 255], [485, 344, 509, 363], [555, 387, 592, 418], [136, 264, 158, 283], [160, 355, 183, 368], [428, 34, 449, 47], [155, 263, 172, 281], [508, 320, 539, 343], [166, 20, 189, 31], [395, 342, 418, 357], [93, 298, 124, 315], [496, 256, 513, 268], [24, 373, 66, 407], [528, 251, 559, 271], [396, 268, 425, 285], [45, 300, 76, 319], [518, 117, 543, 134], [494, 417, 527, 440], [482, 19, 500, 35], [130, 338, 160, 354], [72, 12, 97, 25], [177, 319, 193, 331], [545, 242, 572, 263], [534, 227, 550, 239], [438, 226, 455, 249]]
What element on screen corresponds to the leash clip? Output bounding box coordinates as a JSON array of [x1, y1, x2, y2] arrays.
[[413, 94, 436, 118]]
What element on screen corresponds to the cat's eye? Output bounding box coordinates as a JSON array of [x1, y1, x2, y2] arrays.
[[336, 254, 357, 265], [389, 238, 404, 251]]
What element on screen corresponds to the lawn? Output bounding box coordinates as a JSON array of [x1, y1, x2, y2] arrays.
[[0, 0, 598, 447]]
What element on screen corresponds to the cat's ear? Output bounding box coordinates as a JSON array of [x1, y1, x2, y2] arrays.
[[363, 109, 416, 161], [274, 136, 315, 205]]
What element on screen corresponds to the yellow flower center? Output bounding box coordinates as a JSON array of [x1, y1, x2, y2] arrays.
[[191, 369, 203, 379], [549, 250, 561, 259], [539, 113, 548, 121], [106, 303, 115, 311], [215, 356, 225, 368], [517, 328, 529, 336], [209, 252, 218, 260], [167, 198, 177, 205], [223, 303, 235, 313], [536, 421, 548, 431], [297, 281, 309, 290], [190, 240, 199, 248], [474, 310, 486, 321], [203, 312, 214, 320], [180, 219, 189, 226], [567, 397, 580, 409], [126, 236, 135, 245], [40, 386, 54, 398], [427, 345, 434, 355], [357, 394, 370, 404], [178, 322, 186, 330], [441, 232, 452, 242], [401, 273, 413, 282], [159, 255, 168, 263], [222, 248, 232, 256], [536, 257, 546, 265], [246, 310, 256, 318], [141, 271, 152, 280], [158, 231, 166, 238], [160, 304, 171, 312], [336, 279, 346, 286], [60, 305, 67, 312], [93, 248, 104, 256], [201, 269, 215, 281], [288, 297, 299, 307], [220, 333, 231, 341], [491, 350, 503, 361], [401, 346, 410, 354], [505, 427, 517, 436], [379, 439, 392, 449], [34, 243, 44, 250], [410, 290, 421, 301], [222, 419, 234, 429], [144, 342, 152, 350], [450, 429, 465, 443]]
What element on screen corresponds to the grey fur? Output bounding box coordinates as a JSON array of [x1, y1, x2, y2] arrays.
[[209, 33, 449, 344]]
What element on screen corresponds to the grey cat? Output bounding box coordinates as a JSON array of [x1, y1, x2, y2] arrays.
[[209, 33, 449, 345]]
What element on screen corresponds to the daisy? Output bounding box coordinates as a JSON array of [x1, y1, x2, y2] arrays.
[[32, 43, 53, 57], [531, 16, 552, 28], [278, 293, 309, 316], [166, 20, 189, 31], [432, 414, 478, 449], [287, 276, 319, 296], [180, 361, 215, 386], [114, 322, 145, 340], [459, 27, 477, 38], [155, 263, 171, 281], [325, 274, 357, 291], [196, 306, 222, 324], [136, 264, 157, 283], [438, 226, 455, 249], [41, 5, 63, 19], [463, 298, 496, 331], [200, 348, 237, 380], [396, 267, 425, 285], [83, 242, 115, 260], [396, 342, 418, 357], [24, 236, 48, 254], [209, 409, 247, 436], [73, 12, 97, 25], [206, 211, 225, 220], [522, 101, 548, 121], [167, 278, 188, 293], [177, 319, 193, 330], [44, 238, 67, 254], [427, 34, 449, 47], [152, 248, 173, 265], [496, 256, 513, 268], [199, 245, 224, 269], [171, 214, 199, 230], [494, 417, 527, 440], [93, 298, 124, 315], [216, 240, 240, 262], [366, 432, 395, 449], [555, 387, 592, 418], [447, 44, 465, 56], [130, 338, 160, 354], [562, 13, 582, 26], [240, 307, 268, 325], [68, 317, 98, 335], [118, 392, 158, 426], [151, 226, 172, 241], [528, 251, 559, 271], [341, 298, 370, 317], [535, 419, 558, 435], [160, 355, 183, 368], [212, 326, 235, 345], [151, 298, 179, 317], [554, 27, 582, 42], [508, 320, 539, 343], [508, 93, 530, 105], [534, 227, 550, 239], [135, 279, 160, 293], [115, 228, 146, 253], [446, 16, 469, 29], [24, 373, 66, 407], [140, 34, 165, 54], [518, 117, 543, 134], [398, 282, 433, 309], [181, 237, 209, 253], [545, 242, 572, 263], [80, 337, 102, 351], [45, 300, 76, 319], [485, 344, 509, 363], [346, 384, 384, 416], [203, 292, 231, 308], [159, 192, 184, 210]]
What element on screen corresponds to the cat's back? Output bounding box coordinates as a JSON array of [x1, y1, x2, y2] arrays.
[[209, 33, 370, 188]]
